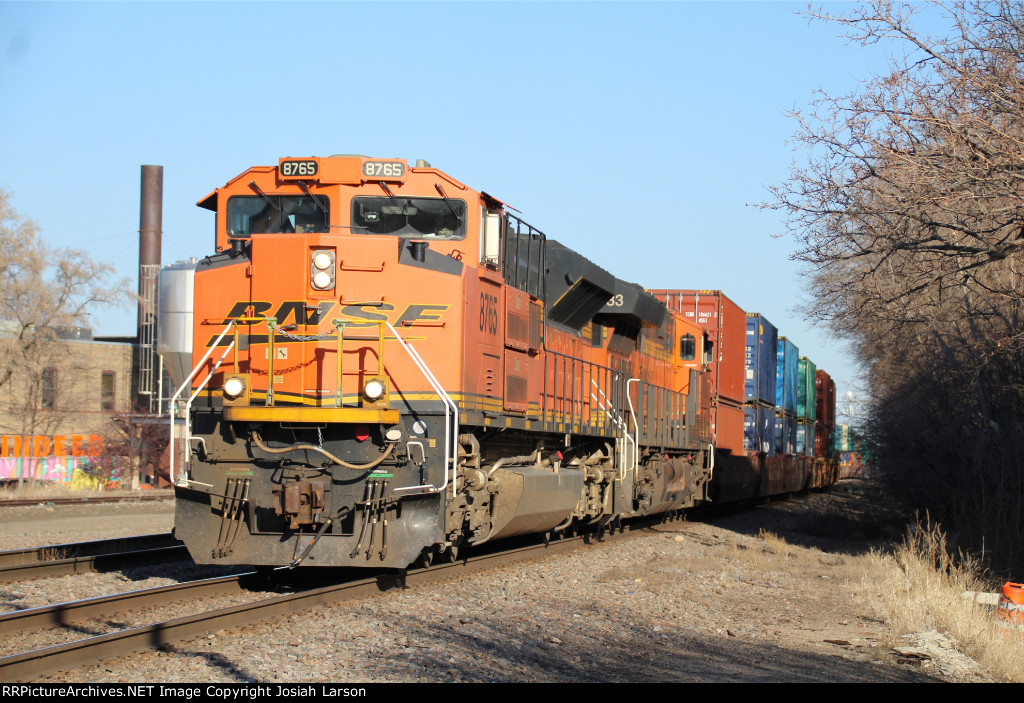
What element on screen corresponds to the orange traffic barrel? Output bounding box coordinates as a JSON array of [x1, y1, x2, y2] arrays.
[[998, 582, 1024, 634]]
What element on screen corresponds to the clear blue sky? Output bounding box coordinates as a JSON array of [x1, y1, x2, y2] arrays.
[[0, 1, 950, 421]]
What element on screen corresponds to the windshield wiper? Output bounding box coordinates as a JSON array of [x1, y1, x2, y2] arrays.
[[249, 181, 280, 212], [434, 183, 462, 226], [299, 181, 328, 214], [378, 182, 403, 211]]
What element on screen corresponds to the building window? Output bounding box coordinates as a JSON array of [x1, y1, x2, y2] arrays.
[[101, 371, 116, 411], [42, 367, 57, 409]]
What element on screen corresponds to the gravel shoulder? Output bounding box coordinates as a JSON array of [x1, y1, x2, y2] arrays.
[[0, 491, 176, 549], [0, 482, 992, 683]]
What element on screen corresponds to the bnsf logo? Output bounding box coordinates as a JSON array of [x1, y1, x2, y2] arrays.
[[207, 301, 449, 345]]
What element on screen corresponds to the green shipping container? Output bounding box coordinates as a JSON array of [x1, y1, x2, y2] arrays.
[[797, 357, 817, 420]]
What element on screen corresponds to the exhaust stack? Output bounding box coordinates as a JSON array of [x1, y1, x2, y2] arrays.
[[138, 165, 163, 410]]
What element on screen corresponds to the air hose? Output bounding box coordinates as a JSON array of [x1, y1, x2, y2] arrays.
[[251, 432, 395, 470]]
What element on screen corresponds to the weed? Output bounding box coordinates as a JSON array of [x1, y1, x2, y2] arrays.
[[865, 515, 1024, 682], [759, 529, 795, 558], [39, 547, 68, 562]]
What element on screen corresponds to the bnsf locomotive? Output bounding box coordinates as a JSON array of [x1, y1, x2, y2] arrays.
[[159, 155, 836, 569]]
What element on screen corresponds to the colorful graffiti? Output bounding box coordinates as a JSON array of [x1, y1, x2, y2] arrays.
[[1, 434, 104, 458], [0, 434, 113, 486]]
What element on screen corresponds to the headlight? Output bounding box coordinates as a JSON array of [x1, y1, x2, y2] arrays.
[[364, 380, 384, 400], [312, 271, 333, 289], [223, 376, 246, 399], [312, 252, 332, 270], [310, 249, 335, 290]]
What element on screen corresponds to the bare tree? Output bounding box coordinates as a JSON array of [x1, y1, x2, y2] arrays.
[[94, 400, 170, 489], [0, 189, 129, 456], [770, 1, 1024, 331], [766, 1, 1024, 574]]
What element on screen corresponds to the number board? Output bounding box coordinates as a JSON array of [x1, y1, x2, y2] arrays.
[[279, 159, 319, 179], [361, 161, 406, 180]]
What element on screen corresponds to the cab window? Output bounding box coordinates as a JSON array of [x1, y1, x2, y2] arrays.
[[680, 334, 697, 360], [227, 195, 329, 236], [351, 196, 466, 239]]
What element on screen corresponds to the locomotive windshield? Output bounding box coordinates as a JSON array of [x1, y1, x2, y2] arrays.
[[351, 196, 466, 239], [227, 195, 329, 236]]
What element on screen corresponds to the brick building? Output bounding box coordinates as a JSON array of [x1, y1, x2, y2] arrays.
[[0, 330, 138, 486]]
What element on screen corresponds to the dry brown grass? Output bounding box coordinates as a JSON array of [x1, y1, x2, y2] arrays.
[[725, 530, 817, 572], [38, 546, 68, 561], [865, 515, 1024, 683], [0, 481, 76, 501], [758, 529, 796, 558]]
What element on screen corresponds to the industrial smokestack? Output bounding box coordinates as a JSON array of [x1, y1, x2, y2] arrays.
[[138, 165, 163, 335], [137, 166, 164, 412]]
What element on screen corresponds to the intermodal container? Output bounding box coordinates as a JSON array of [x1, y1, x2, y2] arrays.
[[796, 419, 815, 455], [650, 290, 746, 405], [744, 403, 775, 456], [776, 337, 799, 415], [814, 424, 833, 458], [712, 400, 745, 455], [797, 357, 817, 420], [836, 424, 851, 452], [745, 313, 778, 406], [815, 369, 836, 428], [774, 412, 797, 456]]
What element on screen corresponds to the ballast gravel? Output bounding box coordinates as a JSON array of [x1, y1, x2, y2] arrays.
[[0, 486, 991, 683]]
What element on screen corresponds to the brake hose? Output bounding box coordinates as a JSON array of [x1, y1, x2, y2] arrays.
[[251, 432, 395, 470]]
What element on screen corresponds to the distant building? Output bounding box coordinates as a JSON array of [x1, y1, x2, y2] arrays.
[[0, 329, 138, 486]]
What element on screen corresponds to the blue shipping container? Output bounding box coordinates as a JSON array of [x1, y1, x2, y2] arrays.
[[796, 419, 815, 455], [774, 412, 797, 456], [775, 337, 799, 415], [745, 314, 778, 406], [744, 404, 775, 456]]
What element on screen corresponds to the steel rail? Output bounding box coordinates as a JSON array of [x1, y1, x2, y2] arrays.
[[0, 527, 620, 681], [0, 533, 178, 568], [0, 572, 255, 635], [0, 546, 187, 584], [0, 493, 173, 508]]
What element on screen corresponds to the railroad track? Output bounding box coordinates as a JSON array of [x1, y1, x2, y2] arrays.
[[0, 517, 667, 681], [0, 493, 173, 508], [0, 533, 186, 583]]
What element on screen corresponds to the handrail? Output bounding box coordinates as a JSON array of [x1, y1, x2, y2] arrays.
[[625, 378, 641, 479], [590, 377, 634, 480], [385, 322, 459, 498], [187, 341, 235, 408], [168, 320, 238, 485], [171, 316, 455, 508], [176, 339, 236, 486]]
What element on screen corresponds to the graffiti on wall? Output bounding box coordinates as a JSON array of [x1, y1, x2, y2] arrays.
[[0, 434, 113, 487]]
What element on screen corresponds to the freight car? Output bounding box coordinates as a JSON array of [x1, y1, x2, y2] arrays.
[[160, 155, 836, 569]]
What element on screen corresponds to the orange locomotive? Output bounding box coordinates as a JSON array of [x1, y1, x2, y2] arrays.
[[162, 155, 714, 568]]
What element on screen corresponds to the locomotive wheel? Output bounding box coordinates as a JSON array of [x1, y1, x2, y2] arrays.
[[416, 548, 433, 568]]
